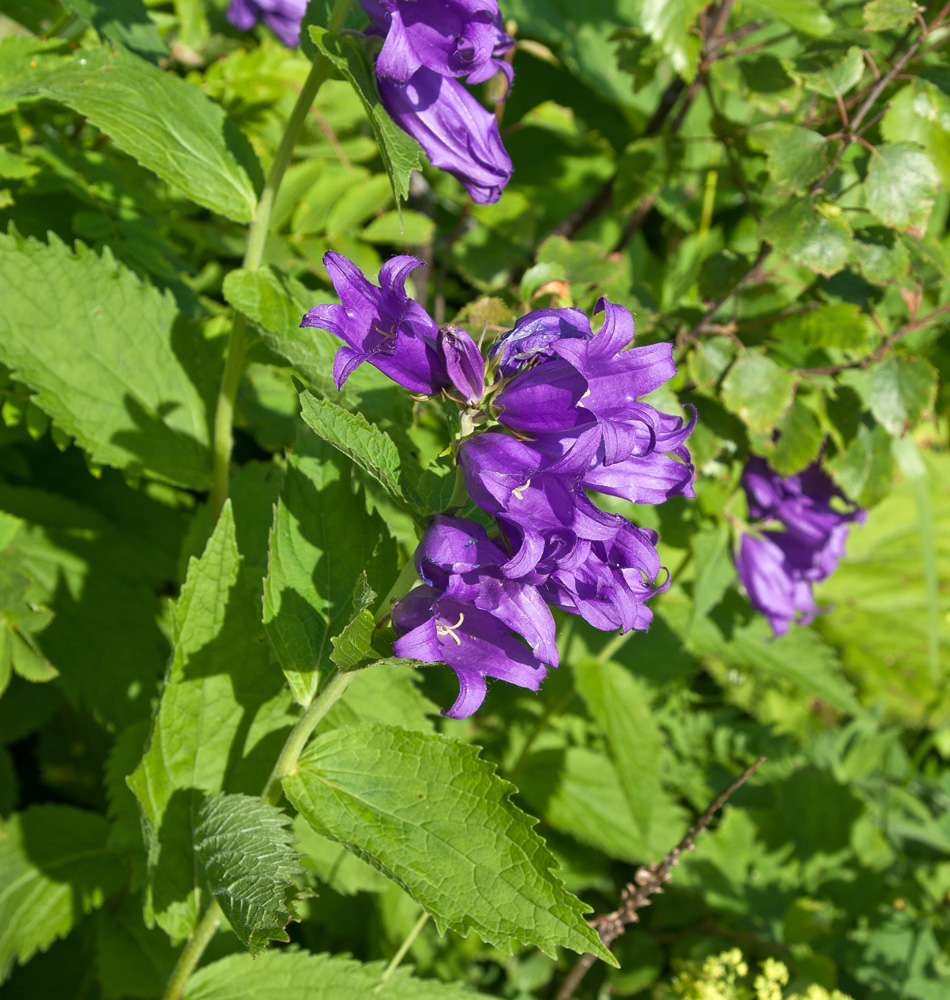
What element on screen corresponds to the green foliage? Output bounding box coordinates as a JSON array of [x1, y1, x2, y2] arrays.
[[0, 230, 213, 488], [6, 48, 260, 221], [61, 0, 167, 61], [284, 723, 615, 963], [128, 503, 294, 940], [195, 793, 304, 956], [183, 950, 490, 999], [0, 805, 125, 979]]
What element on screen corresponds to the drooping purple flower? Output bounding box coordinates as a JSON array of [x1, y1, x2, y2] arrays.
[[392, 515, 555, 718], [302, 251, 451, 394], [539, 519, 668, 633], [362, 0, 514, 90], [735, 458, 865, 635], [378, 70, 512, 204], [226, 0, 307, 47]]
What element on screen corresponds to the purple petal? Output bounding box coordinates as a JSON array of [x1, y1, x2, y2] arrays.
[[438, 325, 485, 404]]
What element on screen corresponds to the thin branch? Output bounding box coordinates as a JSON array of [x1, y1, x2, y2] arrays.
[[555, 758, 766, 1000]]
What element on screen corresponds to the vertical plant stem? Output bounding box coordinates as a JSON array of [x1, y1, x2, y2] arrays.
[[160, 901, 223, 1000], [209, 0, 353, 519], [379, 911, 431, 986]]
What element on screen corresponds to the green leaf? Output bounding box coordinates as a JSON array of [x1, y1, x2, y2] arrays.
[[195, 793, 304, 956], [721, 351, 797, 439], [283, 724, 615, 963], [688, 521, 735, 624], [881, 79, 950, 187], [749, 124, 835, 193], [635, 0, 706, 77], [309, 27, 422, 206], [94, 895, 178, 999], [863, 0, 921, 31], [827, 422, 895, 507], [0, 230, 213, 489], [298, 391, 417, 513], [790, 45, 864, 98], [321, 661, 437, 733], [62, 0, 167, 61], [263, 429, 397, 705], [0, 805, 126, 979], [744, 0, 833, 35], [868, 354, 938, 435], [361, 210, 436, 247], [770, 397, 824, 476], [128, 503, 294, 940], [7, 48, 260, 222], [9, 628, 58, 683], [574, 658, 669, 853], [865, 144, 939, 232], [294, 814, 391, 894], [330, 610, 377, 671], [772, 303, 872, 350], [761, 197, 853, 275], [183, 950, 493, 1000], [614, 136, 684, 213], [534, 235, 625, 292]]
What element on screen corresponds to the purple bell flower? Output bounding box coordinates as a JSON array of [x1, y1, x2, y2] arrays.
[[226, 0, 307, 47], [378, 70, 512, 204], [301, 251, 451, 394], [735, 458, 865, 635], [437, 324, 485, 404], [362, 0, 514, 90], [392, 515, 555, 718]]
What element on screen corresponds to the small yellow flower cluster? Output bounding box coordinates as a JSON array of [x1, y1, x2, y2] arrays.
[[665, 949, 855, 1000]]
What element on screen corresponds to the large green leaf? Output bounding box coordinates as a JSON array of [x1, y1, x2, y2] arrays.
[[635, 0, 706, 77], [865, 144, 939, 231], [298, 391, 419, 514], [6, 47, 260, 221], [574, 658, 670, 854], [749, 124, 835, 194], [62, 0, 167, 61], [761, 197, 853, 275], [720, 351, 797, 444], [184, 951, 491, 1000], [128, 503, 295, 940], [868, 354, 938, 435], [0, 231, 213, 489], [262, 429, 397, 706], [283, 724, 615, 963], [195, 794, 304, 956], [308, 27, 422, 206], [0, 805, 126, 979]]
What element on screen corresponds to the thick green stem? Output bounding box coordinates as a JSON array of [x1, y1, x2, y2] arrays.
[[209, 0, 353, 519], [261, 670, 355, 804], [160, 901, 223, 1000]]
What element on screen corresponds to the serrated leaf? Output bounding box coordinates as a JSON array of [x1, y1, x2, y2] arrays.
[[635, 0, 705, 77], [761, 197, 853, 275], [330, 609, 377, 671], [770, 397, 824, 476], [283, 723, 615, 963], [195, 793, 304, 956], [790, 45, 864, 98], [6, 48, 260, 221], [574, 658, 670, 853], [721, 351, 797, 437], [183, 950, 492, 1000], [128, 503, 294, 940], [772, 303, 872, 350], [0, 230, 213, 489], [9, 628, 58, 682], [827, 422, 895, 507], [263, 429, 397, 705], [750, 124, 835, 193], [863, 0, 921, 31], [309, 26, 422, 206], [688, 521, 735, 624], [868, 354, 938, 435], [62, 0, 167, 61], [298, 391, 418, 513], [0, 805, 126, 978], [865, 144, 939, 232]]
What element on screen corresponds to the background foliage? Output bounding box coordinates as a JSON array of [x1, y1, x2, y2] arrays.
[[1, 1, 949, 999]]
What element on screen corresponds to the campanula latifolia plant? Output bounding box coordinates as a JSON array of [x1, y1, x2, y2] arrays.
[[1, 1, 948, 999]]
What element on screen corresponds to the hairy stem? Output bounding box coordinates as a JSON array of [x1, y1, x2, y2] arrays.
[[160, 901, 223, 1000], [209, 0, 353, 519]]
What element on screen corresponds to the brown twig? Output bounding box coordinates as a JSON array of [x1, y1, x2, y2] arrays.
[[555, 757, 766, 1000]]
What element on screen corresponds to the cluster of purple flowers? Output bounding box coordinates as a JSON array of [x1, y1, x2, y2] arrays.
[[304, 251, 695, 718], [227, 0, 513, 203], [734, 457, 865, 637]]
